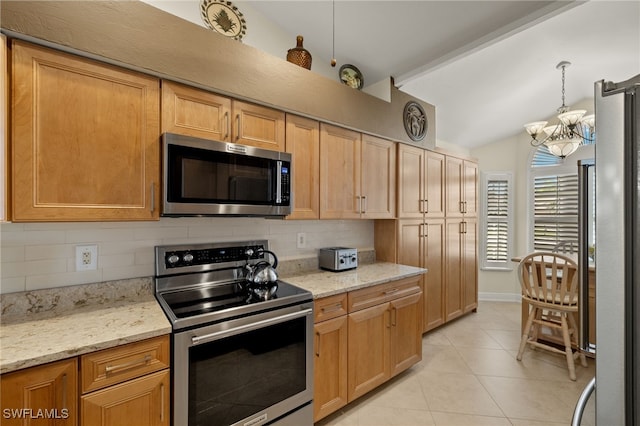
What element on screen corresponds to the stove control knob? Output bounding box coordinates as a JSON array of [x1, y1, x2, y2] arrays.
[[351, 256, 357, 263], [183, 253, 194, 263], [340, 257, 345, 264], [167, 254, 180, 265]]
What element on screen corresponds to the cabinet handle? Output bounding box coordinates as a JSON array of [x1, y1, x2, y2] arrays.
[[160, 382, 165, 423], [150, 183, 155, 213], [419, 223, 424, 239], [321, 303, 343, 314], [224, 111, 230, 140], [315, 331, 320, 357], [356, 195, 362, 213], [235, 114, 240, 141], [105, 354, 152, 374], [362, 196, 367, 214], [424, 199, 429, 213], [62, 373, 67, 408], [386, 310, 392, 328], [463, 201, 468, 213], [459, 201, 465, 213], [391, 307, 397, 327], [383, 288, 399, 295], [459, 221, 464, 234]]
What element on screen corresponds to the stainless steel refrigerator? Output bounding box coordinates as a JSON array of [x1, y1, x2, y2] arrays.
[[574, 74, 640, 425]]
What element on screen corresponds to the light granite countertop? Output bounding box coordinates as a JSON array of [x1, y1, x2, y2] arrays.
[[281, 262, 427, 299], [0, 279, 171, 375]]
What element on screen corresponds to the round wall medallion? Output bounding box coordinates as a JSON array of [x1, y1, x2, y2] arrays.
[[403, 101, 427, 141], [200, 0, 247, 41]]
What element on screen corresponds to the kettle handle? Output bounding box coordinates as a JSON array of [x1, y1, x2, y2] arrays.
[[259, 249, 278, 269]]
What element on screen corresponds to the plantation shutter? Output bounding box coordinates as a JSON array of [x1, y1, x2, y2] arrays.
[[482, 173, 512, 269], [486, 179, 509, 262], [533, 173, 579, 252]]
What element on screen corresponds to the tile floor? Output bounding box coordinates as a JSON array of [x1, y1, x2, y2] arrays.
[[316, 301, 595, 426]]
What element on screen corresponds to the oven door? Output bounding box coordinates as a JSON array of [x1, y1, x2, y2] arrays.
[[173, 303, 313, 426]]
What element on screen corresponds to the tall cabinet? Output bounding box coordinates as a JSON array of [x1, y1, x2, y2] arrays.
[[379, 144, 477, 333]]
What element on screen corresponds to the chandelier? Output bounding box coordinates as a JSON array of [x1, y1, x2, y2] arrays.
[[523, 61, 595, 158]]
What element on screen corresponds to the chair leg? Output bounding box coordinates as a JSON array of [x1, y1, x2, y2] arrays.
[[517, 306, 536, 361], [561, 314, 577, 381], [568, 312, 588, 367]]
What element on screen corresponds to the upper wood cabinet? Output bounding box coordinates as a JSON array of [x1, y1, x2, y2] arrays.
[[161, 80, 231, 141], [320, 124, 395, 219], [285, 114, 320, 219], [361, 134, 396, 219], [445, 156, 477, 218], [11, 40, 160, 221], [0, 358, 78, 426], [161, 81, 285, 151], [397, 144, 445, 219]]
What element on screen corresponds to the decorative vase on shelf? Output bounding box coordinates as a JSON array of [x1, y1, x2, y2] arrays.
[[286, 35, 312, 70]]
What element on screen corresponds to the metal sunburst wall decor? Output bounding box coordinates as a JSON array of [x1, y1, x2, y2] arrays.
[[403, 101, 427, 142], [200, 0, 247, 41]]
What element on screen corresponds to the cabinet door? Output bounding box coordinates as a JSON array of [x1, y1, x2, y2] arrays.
[[0, 358, 78, 426], [347, 303, 390, 401], [360, 134, 396, 219], [12, 41, 160, 221], [462, 218, 478, 314], [81, 370, 169, 426], [445, 219, 464, 321], [463, 161, 478, 216], [232, 100, 285, 151], [390, 291, 423, 376], [285, 114, 320, 219], [313, 316, 348, 422], [445, 156, 464, 218], [396, 219, 424, 269], [320, 124, 361, 219], [397, 144, 424, 218], [424, 151, 445, 218], [1, 35, 7, 221], [424, 219, 446, 332], [161, 80, 231, 141]]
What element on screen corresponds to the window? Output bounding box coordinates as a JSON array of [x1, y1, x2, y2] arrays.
[[481, 172, 513, 270], [532, 173, 579, 252]]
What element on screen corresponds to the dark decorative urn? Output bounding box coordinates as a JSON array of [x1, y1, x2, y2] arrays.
[[286, 35, 312, 70]]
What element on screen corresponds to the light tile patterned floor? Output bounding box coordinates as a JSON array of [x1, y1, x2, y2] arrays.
[[316, 301, 595, 426]]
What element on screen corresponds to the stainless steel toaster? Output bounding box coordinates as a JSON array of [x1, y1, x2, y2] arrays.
[[319, 247, 358, 271]]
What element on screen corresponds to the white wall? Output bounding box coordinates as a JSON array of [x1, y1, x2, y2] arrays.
[[471, 98, 595, 300], [0, 218, 374, 294]]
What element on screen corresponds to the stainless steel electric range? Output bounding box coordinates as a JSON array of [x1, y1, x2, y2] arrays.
[[154, 240, 314, 426]]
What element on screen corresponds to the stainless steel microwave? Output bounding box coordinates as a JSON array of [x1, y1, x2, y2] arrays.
[[162, 133, 292, 217]]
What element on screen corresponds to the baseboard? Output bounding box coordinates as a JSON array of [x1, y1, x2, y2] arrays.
[[478, 292, 521, 302]]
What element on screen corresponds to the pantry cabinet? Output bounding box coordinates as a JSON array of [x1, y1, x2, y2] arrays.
[[313, 294, 348, 422], [397, 218, 446, 332], [161, 81, 285, 151], [397, 144, 445, 219], [445, 156, 478, 218], [11, 40, 160, 222], [285, 114, 320, 219], [320, 124, 396, 219], [0, 358, 78, 425], [445, 217, 478, 321]]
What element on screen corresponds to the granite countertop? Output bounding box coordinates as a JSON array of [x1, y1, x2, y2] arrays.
[[0, 279, 171, 375], [282, 262, 427, 299]]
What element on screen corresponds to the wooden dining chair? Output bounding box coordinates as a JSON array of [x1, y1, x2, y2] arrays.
[[516, 252, 587, 380]]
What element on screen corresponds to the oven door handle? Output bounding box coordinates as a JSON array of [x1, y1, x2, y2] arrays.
[[190, 308, 313, 346]]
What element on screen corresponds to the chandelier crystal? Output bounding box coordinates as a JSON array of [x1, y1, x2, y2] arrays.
[[523, 61, 595, 158]]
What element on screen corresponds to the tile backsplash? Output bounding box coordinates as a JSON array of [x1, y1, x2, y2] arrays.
[[0, 218, 374, 294]]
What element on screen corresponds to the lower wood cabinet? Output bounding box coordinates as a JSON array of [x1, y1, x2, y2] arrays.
[[80, 336, 170, 426], [445, 218, 478, 322], [0, 358, 78, 425], [313, 277, 423, 422], [313, 294, 348, 422]]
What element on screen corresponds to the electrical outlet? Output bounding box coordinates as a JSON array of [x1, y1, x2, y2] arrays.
[[296, 232, 307, 249], [76, 245, 98, 271]]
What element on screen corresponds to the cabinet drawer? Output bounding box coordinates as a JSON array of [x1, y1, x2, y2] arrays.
[[314, 293, 348, 323], [348, 276, 421, 313], [81, 335, 170, 394]]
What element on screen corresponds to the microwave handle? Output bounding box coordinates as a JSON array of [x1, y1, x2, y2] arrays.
[[276, 161, 282, 204]]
